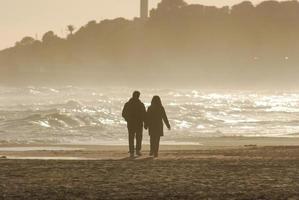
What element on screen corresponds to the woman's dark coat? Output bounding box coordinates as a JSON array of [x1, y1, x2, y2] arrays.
[[145, 105, 170, 136]]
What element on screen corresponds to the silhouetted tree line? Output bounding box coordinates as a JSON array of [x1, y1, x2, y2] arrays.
[[0, 0, 299, 87]]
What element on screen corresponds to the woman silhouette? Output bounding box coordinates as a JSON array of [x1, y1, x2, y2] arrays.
[[145, 96, 171, 157]]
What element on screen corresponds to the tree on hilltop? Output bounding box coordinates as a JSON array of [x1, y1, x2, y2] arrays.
[[67, 25, 76, 35], [15, 36, 36, 46]]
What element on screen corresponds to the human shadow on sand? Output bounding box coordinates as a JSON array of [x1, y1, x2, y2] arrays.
[[120, 156, 154, 161]]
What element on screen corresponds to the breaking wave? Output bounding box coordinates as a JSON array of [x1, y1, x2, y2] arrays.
[[0, 86, 299, 144]]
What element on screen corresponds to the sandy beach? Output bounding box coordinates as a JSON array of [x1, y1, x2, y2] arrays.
[[1, 137, 299, 200]]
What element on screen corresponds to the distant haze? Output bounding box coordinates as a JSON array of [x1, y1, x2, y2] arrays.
[[0, 0, 287, 50]]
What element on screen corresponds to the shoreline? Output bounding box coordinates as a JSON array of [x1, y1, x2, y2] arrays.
[[1, 136, 299, 147], [0, 137, 298, 160]]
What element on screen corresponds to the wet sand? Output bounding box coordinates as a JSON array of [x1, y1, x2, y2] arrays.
[[1, 137, 299, 199]]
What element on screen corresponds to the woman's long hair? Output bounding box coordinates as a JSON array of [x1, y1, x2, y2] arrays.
[[151, 96, 163, 108]]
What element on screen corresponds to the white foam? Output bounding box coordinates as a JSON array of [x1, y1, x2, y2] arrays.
[[6, 156, 95, 160], [0, 147, 84, 152]]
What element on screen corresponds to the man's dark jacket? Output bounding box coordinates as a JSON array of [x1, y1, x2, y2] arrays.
[[122, 98, 146, 126]]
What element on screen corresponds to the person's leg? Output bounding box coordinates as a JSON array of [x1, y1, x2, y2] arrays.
[[136, 125, 143, 155], [153, 135, 160, 157], [149, 135, 154, 156], [127, 124, 135, 156], [156, 136, 161, 156]]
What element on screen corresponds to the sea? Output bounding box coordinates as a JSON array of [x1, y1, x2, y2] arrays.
[[0, 86, 299, 144]]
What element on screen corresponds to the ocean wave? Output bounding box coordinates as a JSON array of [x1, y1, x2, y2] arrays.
[[285, 132, 299, 136], [1, 87, 299, 144]]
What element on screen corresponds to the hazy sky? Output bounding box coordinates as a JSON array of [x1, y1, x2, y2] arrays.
[[0, 0, 279, 50]]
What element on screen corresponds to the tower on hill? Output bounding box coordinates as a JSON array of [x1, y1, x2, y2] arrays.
[[140, 0, 149, 20]]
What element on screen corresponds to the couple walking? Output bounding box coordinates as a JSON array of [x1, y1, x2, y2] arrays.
[[122, 91, 171, 158]]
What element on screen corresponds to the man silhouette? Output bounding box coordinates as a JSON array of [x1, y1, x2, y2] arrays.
[[122, 91, 146, 157]]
